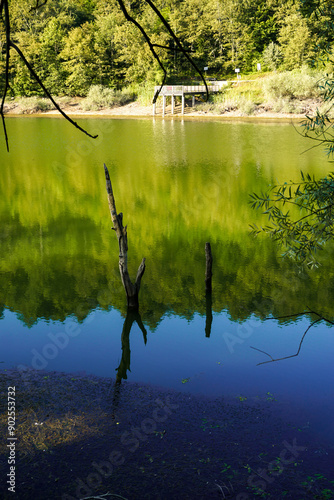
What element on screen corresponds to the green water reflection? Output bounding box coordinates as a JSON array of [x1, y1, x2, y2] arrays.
[[1, 117, 333, 327]]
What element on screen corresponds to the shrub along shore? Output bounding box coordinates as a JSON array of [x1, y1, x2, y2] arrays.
[[3, 68, 328, 120]]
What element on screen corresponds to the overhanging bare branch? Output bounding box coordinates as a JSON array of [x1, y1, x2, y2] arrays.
[[10, 41, 98, 140]]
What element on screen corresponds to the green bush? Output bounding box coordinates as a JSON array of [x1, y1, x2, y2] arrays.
[[135, 83, 155, 106], [17, 97, 53, 113], [211, 89, 257, 115], [81, 85, 134, 110], [262, 67, 323, 99]]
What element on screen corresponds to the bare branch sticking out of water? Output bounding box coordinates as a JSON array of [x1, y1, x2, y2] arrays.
[[104, 163, 146, 310], [251, 314, 327, 366]]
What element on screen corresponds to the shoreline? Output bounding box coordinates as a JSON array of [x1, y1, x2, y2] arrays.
[[3, 99, 310, 122], [1, 367, 333, 499]]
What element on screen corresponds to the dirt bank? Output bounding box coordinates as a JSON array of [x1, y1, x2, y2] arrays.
[[3, 97, 320, 121]]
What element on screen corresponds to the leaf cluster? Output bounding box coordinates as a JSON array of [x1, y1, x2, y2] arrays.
[[250, 171, 334, 267], [301, 76, 334, 157]]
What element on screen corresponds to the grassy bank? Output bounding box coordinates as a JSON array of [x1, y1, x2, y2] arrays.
[[3, 68, 331, 118], [194, 67, 328, 117]]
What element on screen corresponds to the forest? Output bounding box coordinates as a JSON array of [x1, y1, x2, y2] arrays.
[[1, 0, 334, 99]]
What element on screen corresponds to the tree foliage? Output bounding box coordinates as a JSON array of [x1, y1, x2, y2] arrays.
[[1, 0, 334, 100], [250, 172, 334, 267], [250, 0, 334, 267], [0, 0, 206, 149]]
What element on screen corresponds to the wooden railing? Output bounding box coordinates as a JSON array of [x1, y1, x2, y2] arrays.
[[154, 84, 223, 95]]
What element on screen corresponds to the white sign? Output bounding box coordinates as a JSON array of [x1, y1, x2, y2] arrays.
[[235, 68, 240, 73], [257, 63, 261, 71], [204, 67, 208, 71]]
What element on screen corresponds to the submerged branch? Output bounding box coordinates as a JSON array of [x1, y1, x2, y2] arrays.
[[251, 314, 327, 366], [82, 493, 129, 500]]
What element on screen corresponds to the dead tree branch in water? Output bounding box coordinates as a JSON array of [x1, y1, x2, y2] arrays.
[[104, 163, 146, 310], [251, 308, 333, 365]]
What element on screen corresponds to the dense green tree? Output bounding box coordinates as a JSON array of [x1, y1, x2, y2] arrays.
[[1, 0, 333, 96], [250, 0, 334, 267], [37, 17, 68, 93], [277, 5, 314, 69], [262, 42, 282, 71], [94, 9, 125, 87], [243, 0, 280, 53], [60, 22, 98, 95]]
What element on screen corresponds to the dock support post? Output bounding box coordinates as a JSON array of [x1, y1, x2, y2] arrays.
[[162, 95, 166, 116], [171, 95, 174, 115], [181, 95, 185, 115], [192, 96, 195, 107]]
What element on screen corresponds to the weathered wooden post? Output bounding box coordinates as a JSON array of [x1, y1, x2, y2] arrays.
[[104, 163, 146, 310], [162, 95, 166, 116]]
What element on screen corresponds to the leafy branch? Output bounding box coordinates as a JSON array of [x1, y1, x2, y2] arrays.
[[250, 171, 334, 267]]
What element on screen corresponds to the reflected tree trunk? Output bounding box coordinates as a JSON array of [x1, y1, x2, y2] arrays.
[[116, 309, 147, 384], [205, 242, 213, 337], [205, 242, 212, 293], [104, 163, 146, 310], [110, 309, 147, 420], [205, 291, 213, 338]]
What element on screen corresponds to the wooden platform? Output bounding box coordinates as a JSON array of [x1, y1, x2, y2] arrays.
[[153, 83, 227, 116]]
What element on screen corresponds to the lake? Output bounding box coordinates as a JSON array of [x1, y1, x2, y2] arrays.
[[1, 116, 334, 499]]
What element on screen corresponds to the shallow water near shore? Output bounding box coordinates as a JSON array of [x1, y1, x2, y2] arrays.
[[1, 368, 333, 499], [1, 117, 334, 498]]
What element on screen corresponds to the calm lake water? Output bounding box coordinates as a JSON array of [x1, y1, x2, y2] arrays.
[[1, 116, 334, 447]]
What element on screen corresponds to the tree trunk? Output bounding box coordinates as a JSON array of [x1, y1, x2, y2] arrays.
[[104, 163, 146, 310], [205, 242, 213, 337]]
